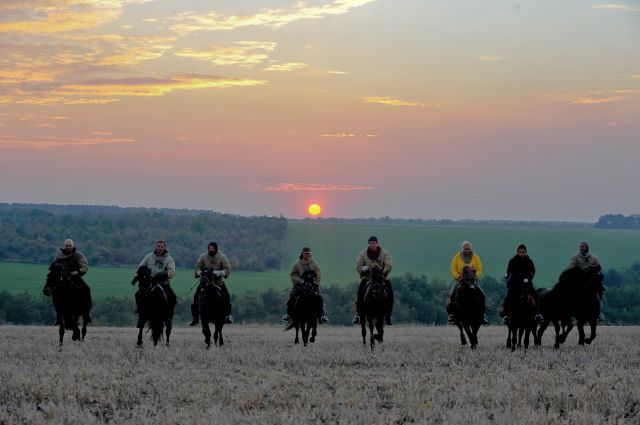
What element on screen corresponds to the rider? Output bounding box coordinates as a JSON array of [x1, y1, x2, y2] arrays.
[[282, 247, 329, 324], [500, 244, 543, 324], [568, 241, 605, 302], [190, 242, 233, 325], [47, 239, 92, 324], [135, 240, 177, 318], [447, 241, 489, 324], [352, 236, 394, 326]]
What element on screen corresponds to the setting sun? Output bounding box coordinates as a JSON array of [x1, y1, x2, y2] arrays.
[[307, 203, 322, 216]]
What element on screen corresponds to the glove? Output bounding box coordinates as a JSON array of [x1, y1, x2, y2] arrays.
[[155, 271, 169, 281], [70, 271, 79, 276], [131, 276, 138, 286], [214, 270, 224, 278], [194, 272, 201, 279], [361, 266, 370, 272]]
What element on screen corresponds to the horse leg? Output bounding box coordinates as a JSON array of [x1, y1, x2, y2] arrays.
[[559, 319, 573, 344], [517, 327, 524, 348], [465, 324, 477, 349], [81, 318, 87, 341], [71, 316, 80, 341], [552, 320, 561, 349], [294, 323, 300, 344], [375, 317, 384, 343], [58, 317, 65, 346], [535, 320, 549, 346], [165, 318, 172, 346], [457, 323, 467, 346], [309, 323, 316, 343], [137, 326, 143, 347], [369, 318, 375, 349], [584, 321, 597, 344], [577, 320, 586, 345], [524, 328, 530, 350], [506, 327, 512, 349], [217, 322, 224, 346], [302, 321, 309, 347], [509, 325, 516, 351], [361, 319, 367, 345], [202, 320, 211, 348]]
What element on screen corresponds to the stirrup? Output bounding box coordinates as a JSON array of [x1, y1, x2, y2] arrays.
[[534, 314, 543, 323], [282, 314, 290, 323], [224, 315, 233, 324], [352, 315, 360, 324], [481, 315, 489, 325], [502, 316, 511, 325], [320, 315, 329, 324], [447, 314, 456, 324]]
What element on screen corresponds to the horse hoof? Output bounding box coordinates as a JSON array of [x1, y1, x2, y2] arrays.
[[584, 338, 593, 345], [471, 344, 477, 350], [310, 336, 315, 343]]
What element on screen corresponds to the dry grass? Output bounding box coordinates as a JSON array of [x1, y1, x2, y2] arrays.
[[1, 325, 639, 424]]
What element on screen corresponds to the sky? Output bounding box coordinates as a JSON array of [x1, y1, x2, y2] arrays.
[[0, 0, 639, 221]]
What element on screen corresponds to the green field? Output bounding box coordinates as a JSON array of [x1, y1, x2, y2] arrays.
[[2, 221, 639, 298]]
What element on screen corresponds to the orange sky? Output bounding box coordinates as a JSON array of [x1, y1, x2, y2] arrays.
[[0, 0, 639, 220]]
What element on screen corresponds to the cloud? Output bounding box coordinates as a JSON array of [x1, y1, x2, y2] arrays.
[[532, 91, 628, 105], [321, 132, 378, 138], [608, 120, 633, 126], [0, 73, 267, 104], [175, 41, 277, 68], [169, 0, 378, 35], [0, 135, 135, 149], [56, 74, 267, 97], [477, 55, 504, 62], [363, 96, 438, 108], [326, 69, 347, 75], [0, 0, 124, 34], [243, 182, 377, 192], [591, 3, 640, 12], [91, 131, 114, 135], [264, 62, 307, 72]]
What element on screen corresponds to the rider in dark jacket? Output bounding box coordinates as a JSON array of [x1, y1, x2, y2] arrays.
[[501, 244, 542, 323]]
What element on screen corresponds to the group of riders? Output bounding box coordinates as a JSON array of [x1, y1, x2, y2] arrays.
[[43, 237, 606, 327]]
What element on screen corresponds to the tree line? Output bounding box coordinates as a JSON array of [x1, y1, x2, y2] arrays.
[[595, 214, 640, 229], [3, 262, 640, 326], [0, 205, 287, 271]]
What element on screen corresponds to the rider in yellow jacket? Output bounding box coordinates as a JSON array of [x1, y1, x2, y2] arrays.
[[447, 241, 488, 325]]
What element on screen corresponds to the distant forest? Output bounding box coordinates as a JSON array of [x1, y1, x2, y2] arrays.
[[296, 217, 592, 227], [0, 204, 287, 270], [2, 261, 639, 326], [595, 214, 640, 229]]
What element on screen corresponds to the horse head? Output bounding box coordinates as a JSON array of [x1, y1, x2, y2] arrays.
[[459, 265, 477, 288], [200, 268, 215, 286], [301, 270, 317, 289], [133, 265, 153, 290], [366, 266, 387, 301]]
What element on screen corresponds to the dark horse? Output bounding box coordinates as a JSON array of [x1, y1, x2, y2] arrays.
[[198, 268, 227, 348], [43, 262, 89, 346], [446, 266, 485, 349], [505, 281, 537, 351], [284, 270, 322, 346], [535, 266, 600, 348], [132, 265, 174, 347], [360, 266, 388, 349]]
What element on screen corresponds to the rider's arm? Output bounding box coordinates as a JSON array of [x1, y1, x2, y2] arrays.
[[77, 253, 89, 276], [382, 251, 393, 276], [165, 256, 176, 279], [313, 260, 322, 285], [472, 254, 483, 278], [220, 255, 231, 278], [450, 255, 462, 280], [355, 252, 367, 274], [290, 262, 302, 286], [194, 254, 205, 276]]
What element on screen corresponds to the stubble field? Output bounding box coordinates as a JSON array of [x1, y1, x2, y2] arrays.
[[1, 325, 639, 424]]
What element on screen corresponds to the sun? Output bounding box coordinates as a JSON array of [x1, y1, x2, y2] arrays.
[[307, 203, 322, 216]]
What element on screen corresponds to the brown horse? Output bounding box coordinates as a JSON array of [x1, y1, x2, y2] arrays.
[[132, 265, 173, 347], [198, 268, 227, 348], [360, 267, 388, 349], [447, 266, 485, 349], [284, 270, 322, 346], [43, 262, 89, 346]]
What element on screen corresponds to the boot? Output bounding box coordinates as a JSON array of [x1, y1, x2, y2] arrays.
[[282, 313, 290, 323], [189, 304, 199, 326]]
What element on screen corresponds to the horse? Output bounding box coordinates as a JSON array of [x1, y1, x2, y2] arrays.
[[43, 262, 89, 346], [132, 265, 173, 347], [198, 268, 227, 348], [360, 266, 388, 349], [505, 284, 537, 351], [446, 266, 485, 349], [284, 270, 322, 346], [535, 266, 600, 348]]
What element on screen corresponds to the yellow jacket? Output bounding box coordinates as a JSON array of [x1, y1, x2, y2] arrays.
[[450, 253, 483, 280]]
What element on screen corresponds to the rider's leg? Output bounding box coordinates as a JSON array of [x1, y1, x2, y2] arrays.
[[353, 279, 367, 324], [384, 279, 394, 325], [221, 284, 233, 323], [447, 280, 459, 323], [189, 286, 201, 326]]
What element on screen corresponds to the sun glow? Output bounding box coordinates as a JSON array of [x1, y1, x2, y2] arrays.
[[307, 203, 321, 216]]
